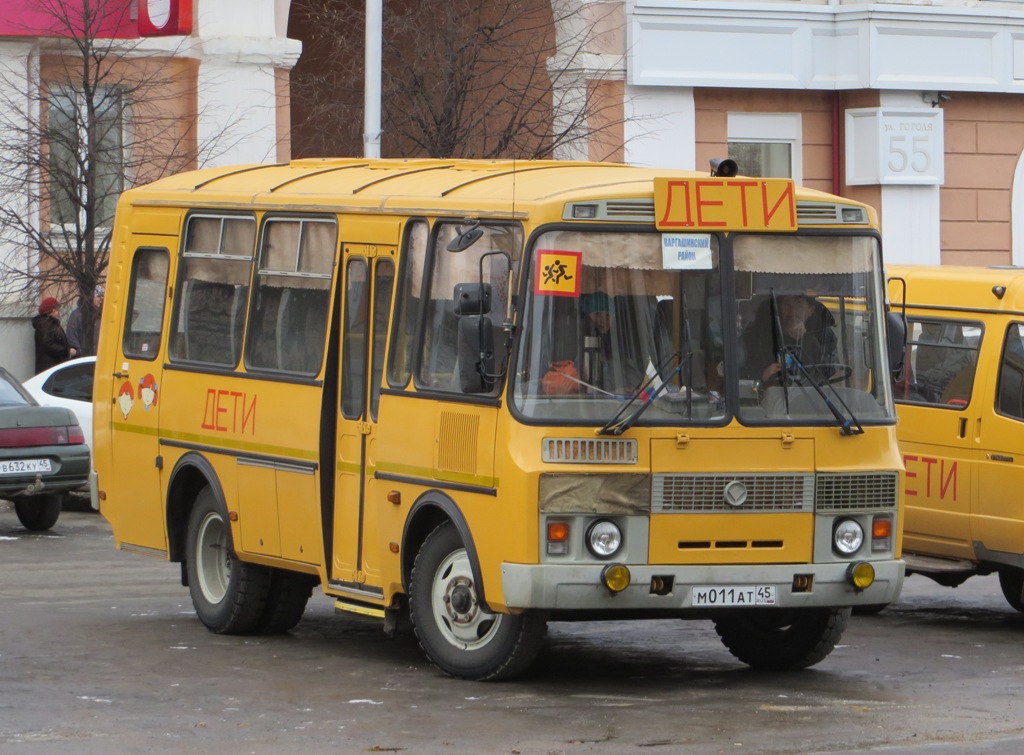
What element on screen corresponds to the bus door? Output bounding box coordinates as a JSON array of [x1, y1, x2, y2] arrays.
[[899, 317, 983, 560], [106, 241, 172, 551], [332, 245, 396, 591]]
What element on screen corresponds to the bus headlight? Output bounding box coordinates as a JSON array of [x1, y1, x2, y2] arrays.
[[586, 519, 623, 559], [833, 518, 864, 555]]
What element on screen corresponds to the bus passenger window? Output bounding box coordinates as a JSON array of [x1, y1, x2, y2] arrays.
[[246, 218, 336, 375], [997, 323, 1024, 419], [897, 319, 981, 407], [123, 248, 169, 360], [387, 220, 428, 389], [169, 214, 256, 367], [341, 258, 369, 419]]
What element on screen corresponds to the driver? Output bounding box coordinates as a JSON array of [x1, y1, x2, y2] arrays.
[[741, 294, 839, 385]]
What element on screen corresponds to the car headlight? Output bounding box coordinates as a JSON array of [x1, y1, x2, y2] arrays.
[[833, 518, 865, 555], [586, 519, 622, 559]]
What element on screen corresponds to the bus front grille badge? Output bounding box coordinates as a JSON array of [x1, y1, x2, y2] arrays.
[[723, 480, 748, 508]]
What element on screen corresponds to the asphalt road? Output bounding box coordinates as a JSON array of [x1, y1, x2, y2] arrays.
[[2, 504, 1023, 754]]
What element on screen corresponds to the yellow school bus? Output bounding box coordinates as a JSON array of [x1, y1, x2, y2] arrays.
[[94, 158, 904, 679], [888, 264, 1024, 611]]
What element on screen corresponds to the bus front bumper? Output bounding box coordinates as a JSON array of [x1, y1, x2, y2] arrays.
[[501, 559, 905, 612]]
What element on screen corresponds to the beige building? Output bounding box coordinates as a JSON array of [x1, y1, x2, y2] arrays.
[[564, 0, 1024, 269]]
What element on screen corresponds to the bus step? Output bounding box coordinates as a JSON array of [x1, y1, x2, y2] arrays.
[[334, 598, 386, 619]]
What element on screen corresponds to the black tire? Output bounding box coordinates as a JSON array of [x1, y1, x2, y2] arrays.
[[713, 607, 850, 670], [852, 603, 888, 616], [258, 569, 316, 634], [14, 494, 61, 531], [998, 568, 1024, 613], [185, 486, 270, 634], [409, 522, 546, 681]]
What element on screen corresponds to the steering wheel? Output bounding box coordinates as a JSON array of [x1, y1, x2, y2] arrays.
[[791, 362, 852, 385], [765, 361, 852, 387]]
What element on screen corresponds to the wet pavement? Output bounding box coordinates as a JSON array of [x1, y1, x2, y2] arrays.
[[2, 505, 1023, 754]]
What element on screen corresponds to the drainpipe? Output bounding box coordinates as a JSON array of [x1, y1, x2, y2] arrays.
[[364, 0, 383, 158], [832, 92, 841, 197]]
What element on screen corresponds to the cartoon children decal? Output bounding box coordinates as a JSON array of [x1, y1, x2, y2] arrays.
[[139, 374, 158, 410], [117, 381, 135, 420]]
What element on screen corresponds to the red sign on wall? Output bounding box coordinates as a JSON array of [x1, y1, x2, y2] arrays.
[[138, 0, 193, 37]]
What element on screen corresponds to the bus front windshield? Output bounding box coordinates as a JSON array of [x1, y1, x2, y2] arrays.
[[511, 229, 895, 429]]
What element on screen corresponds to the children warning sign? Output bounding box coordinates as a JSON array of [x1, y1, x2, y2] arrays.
[[654, 177, 797, 232], [534, 249, 582, 297]]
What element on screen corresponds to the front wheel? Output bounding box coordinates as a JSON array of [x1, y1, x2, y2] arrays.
[[14, 494, 61, 531], [185, 486, 270, 634], [713, 607, 850, 670], [409, 522, 546, 680], [998, 568, 1024, 613]]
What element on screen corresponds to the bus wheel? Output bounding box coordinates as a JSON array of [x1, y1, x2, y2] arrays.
[[258, 569, 315, 634], [13, 494, 61, 531], [409, 522, 546, 681], [998, 568, 1024, 613], [712, 607, 850, 670], [185, 486, 270, 634]]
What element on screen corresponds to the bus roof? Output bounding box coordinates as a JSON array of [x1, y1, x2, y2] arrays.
[[122, 158, 874, 226], [889, 264, 1024, 315]]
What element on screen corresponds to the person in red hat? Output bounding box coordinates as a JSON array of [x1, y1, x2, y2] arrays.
[[33, 296, 77, 374]]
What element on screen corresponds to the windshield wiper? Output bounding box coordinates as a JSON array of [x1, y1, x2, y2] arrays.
[[598, 352, 681, 436], [782, 347, 864, 436]]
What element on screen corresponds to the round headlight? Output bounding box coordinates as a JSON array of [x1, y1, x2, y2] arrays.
[[586, 519, 622, 559], [833, 519, 865, 555]]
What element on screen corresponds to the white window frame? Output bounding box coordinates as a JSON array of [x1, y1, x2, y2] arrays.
[[727, 112, 802, 184], [47, 84, 129, 231]]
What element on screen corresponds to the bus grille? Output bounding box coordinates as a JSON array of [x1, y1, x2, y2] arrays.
[[542, 438, 637, 464], [814, 472, 899, 511], [652, 473, 814, 513]]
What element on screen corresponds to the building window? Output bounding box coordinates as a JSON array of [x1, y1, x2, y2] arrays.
[[727, 113, 802, 182], [47, 85, 126, 228]]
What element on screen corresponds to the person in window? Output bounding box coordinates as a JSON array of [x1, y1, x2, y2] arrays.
[[742, 294, 839, 385], [578, 291, 645, 394], [66, 285, 104, 357], [33, 297, 75, 374]]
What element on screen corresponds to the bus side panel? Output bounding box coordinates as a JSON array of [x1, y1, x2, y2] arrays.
[[157, 370, 326, 568]]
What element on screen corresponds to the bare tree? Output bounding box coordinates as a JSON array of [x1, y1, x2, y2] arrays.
[[289, 0, 629, 160], [0, 0, 228, 357]]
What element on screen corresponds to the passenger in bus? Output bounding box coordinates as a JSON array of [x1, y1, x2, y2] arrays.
[[742, 294, 838, 385], [579, 291, 645, 394]]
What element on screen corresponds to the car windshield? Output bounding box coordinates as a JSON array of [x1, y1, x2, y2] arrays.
[[511, 230, 894, 428], [0, 369, 32, 407]]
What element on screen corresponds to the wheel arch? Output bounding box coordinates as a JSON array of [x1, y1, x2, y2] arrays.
[[166, 452, 226, 563], [401, 490, 486, 605]]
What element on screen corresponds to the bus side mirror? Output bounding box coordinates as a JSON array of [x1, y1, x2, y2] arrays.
[[886, 311, 907, 377], [458, 316, 495, 393], [453, 282, 492, 315]]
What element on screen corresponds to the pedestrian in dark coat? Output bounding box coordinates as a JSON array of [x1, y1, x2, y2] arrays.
[[33, 297, 76, 374]]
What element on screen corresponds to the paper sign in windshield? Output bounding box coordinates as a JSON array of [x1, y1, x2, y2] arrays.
[[662, 234, 712, 270]]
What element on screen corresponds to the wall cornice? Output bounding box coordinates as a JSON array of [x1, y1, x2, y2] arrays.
[[628, 1, 1024, 92]]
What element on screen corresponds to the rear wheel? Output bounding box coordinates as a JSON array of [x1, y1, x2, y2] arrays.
[[258, 569, 316, 634], [14, 494, 61, 531], [409, 522, 546, 680], [998, 568, 1024, 613], [713, 607, 850, 670], [185, 486, 270, 634]]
